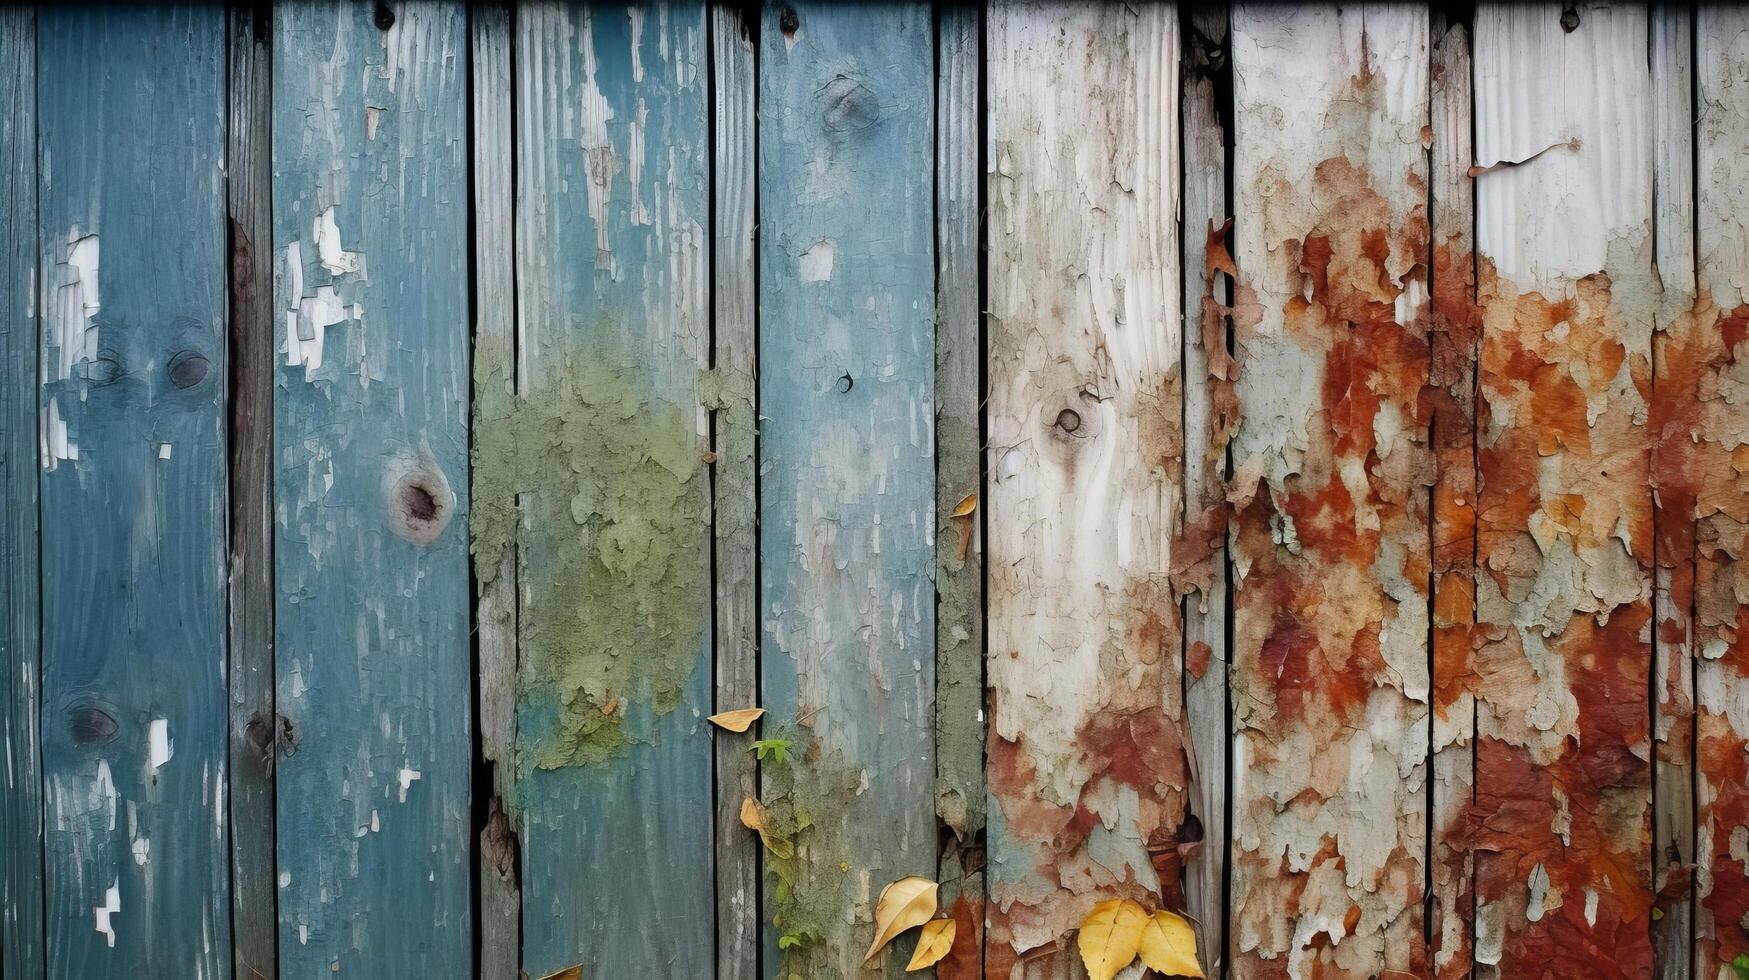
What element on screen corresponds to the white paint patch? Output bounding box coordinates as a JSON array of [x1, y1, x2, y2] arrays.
[[278, 871, 291, 888], [42, 396, 74, 467], [147, 718, 173, 774], [313, 207, 363, 276], [1583, 887, 1599, 927], [799, 239, 835, 282], [93, 879, 120, 947], [397, 767, 421, 803], [157, 443, 172, 460], [579, 14, 617, 269], [131, 837, 150, 866], [51, 233, 101, 382], [93, 759, 117, 832]]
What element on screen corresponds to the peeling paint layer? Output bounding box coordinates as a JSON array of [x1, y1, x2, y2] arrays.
[[985, 6, 1189, 975], [1229, 8, 1432, 977]]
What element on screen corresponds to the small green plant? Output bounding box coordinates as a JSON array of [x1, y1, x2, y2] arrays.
[[777, 933, 805, 951], [1732, 953, 1749, 980], [753, 738, 793, 765]]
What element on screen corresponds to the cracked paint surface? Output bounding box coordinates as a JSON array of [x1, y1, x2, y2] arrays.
[[1471, 8, 1655, 976], [985, 6, 1191, 976], [1229, 8, 1431, 977]]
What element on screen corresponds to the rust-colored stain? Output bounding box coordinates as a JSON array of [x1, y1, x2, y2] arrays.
[[1472, 259, 1655, 975]]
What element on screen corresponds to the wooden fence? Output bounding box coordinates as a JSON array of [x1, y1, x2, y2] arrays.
[[0, 3, 1744, 978]]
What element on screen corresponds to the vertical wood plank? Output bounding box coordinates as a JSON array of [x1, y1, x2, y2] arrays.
[[933, 5, 984, 978], [985, 4, 1186, 974], [272, 5, 472, 975], [1471, 6, 1655, 975], [1692, 9, 1749, 974], [489, 5, 714, 975], [37, 6, 231, 976], [1181, 7, 1231, 973], [0, 8, 39, 978], [228, 6, 277, 978], [1228, 6, 1431, 976], [757, 3, 935, 974], [1429, 13, 1478, 980], [1651, 6, 1697, 977], [469, 5, 519, 979], [710, 4, 761, 979]]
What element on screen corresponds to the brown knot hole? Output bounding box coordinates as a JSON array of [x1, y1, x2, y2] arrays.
[[779, 6, 799, 36], [386, 458, 454, 545], [1055, 408, 1082, 434], [1559, 5, 1579, 32], [373, 2, 396, 31]]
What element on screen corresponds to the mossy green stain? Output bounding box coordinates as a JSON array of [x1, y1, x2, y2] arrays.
[[471, 336, 716, 769]]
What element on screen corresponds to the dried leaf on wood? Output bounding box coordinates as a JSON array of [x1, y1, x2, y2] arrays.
[[865, 876, 938, 963], [1138, 908, 1204, 978], [535, 967, 581, 980], [1077, 899, 1147, 980], [950, 493, 978, 518], [707, 707, 765, 732], [739, 796, 791, 860], [905, 918, 956, 971]]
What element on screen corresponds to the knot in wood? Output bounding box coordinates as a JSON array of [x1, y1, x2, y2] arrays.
[[167, 349, 210, 389]]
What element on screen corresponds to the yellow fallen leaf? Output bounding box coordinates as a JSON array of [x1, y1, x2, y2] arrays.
[[865, 876, 938, 963], [535, 967, 581, 980], [1077, 898, 1147, 980], [950, 493, 978, 518], [708, 707, 766, 732], [1139, 908, 1204, 978], [905, 917, 956, 971], [739, 796, 791, 859]]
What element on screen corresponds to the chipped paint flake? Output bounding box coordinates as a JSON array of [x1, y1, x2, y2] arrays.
[[93, 879, 120, 948]]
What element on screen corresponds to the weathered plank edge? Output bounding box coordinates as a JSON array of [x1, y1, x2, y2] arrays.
[[1181, 6, 1229, 974], [1428, 11, 1477, 980], [711, 4, 760, 979], [0, 7, 41, 978], [226, 4, 277, 979], [470, 5, 519, 979], [1650, 7, 1697, 978], [934, 3, 984, 976]]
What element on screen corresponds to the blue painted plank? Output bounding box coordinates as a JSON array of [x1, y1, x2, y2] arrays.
[[485, 5, 714, 975], [757, 4, 937, 975], [0, 8, 40, 979], [36, 6, 231, 977], [272, 5, 471, 977]]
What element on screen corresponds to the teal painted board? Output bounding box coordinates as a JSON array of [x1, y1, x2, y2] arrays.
[[0, 8, 40, 979], [757, 3, 937, 975], [272, 4, 471, 977], [486, 5, 714, 974], [36, 6, 231, 978]]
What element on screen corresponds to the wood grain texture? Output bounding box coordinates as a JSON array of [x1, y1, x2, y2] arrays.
[[272, 5, 472, 976], [493, 5, 713, 975], [1229, 7, 1431, 976], [468, 6, 518, 979], [985, 4, 1187, 975], [1429, 13, 1477, 980], [1693, 9, 1749, 975], [710, 5, 760, 980], [1651, 7, 1697, 978], [37, 6, 231, 977], [934, 6, 985, 979], [227, 7, 276, 978], [1180, 7, 1230, 973], [757, 3, 936, 975], [1472, 5, 1655, 975], [0, 8, 39, 978]]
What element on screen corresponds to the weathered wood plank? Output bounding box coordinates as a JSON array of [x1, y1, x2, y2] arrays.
[[37, 6, 231, 976], [757, 3, 935, 974], [486, 5, 714, 975], [1228, 6, 1430, 976], [0, 8, 40, 979], [934, 5, 984, 979], [986, 4, 1187, 975], [1651, 6, 1697, 978], [272, 5, 472, 975], [1471, 6, 1656, 975], [1693, 9, 1749, 975], [227, 6, 277, 978], [1429, 13, 1478, 980], [468, 5, 518, 979], [710, 4, 760, 979], [1180, 7, 1230, 973]]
